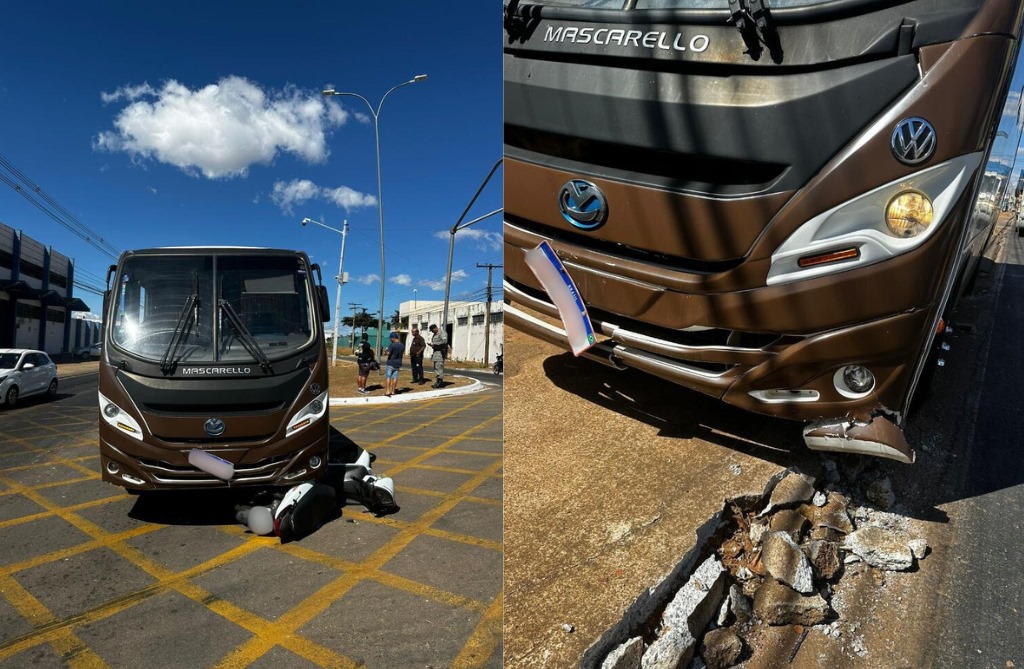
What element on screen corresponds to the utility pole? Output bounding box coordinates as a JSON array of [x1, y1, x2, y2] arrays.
[[348, 302, 362, 350], [476, 263, 502, 366], [331, 220, 349, 366]]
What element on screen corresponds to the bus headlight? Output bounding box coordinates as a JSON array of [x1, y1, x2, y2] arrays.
[[768, 152, 981, 286], [98, 391, 144, 441], [885, 191, 933, 238], [286, 390, 329, 437]]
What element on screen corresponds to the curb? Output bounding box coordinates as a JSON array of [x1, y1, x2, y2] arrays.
[[327, 375, 488, 406]]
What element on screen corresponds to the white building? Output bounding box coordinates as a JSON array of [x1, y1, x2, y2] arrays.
[[399, 299, 502, 364]]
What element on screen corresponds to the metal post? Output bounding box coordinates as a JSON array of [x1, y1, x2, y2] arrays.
[[442, 158, 504, 330], [322, 76, 426, 358], [348, 302, 361, 350], [476, 263, 500, 365], [331, 220, 348, 366]]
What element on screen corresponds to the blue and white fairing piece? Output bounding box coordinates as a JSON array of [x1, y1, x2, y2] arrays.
[[523, 240, 597, 356]]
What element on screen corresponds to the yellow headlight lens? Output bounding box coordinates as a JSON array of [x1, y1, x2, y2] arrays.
[[885, 191, 933, 238]]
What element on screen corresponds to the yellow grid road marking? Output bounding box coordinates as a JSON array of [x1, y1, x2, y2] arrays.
[[0, 392, 502, 668], [213, 399, 502, 669]]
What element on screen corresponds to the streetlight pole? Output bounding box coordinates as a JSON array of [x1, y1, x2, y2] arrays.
[[301, 217, 348, 366], [442, 158, 504, 332], [323, 74, 427, 353]]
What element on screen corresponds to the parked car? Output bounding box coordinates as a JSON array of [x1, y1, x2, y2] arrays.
[[0, 349, 58, 408], [75, 342, 101, 359]]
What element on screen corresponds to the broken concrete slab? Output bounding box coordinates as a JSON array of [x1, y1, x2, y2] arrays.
[[641, 629, 691, 669], [753, 580, 831, 626], [700, 628, 743, 669], [601, 637, 644, 669], [640, 556, 728, 669], [759, 470, 816, 517], [761, 531, 815, 594], [841, 526, 919, 571]]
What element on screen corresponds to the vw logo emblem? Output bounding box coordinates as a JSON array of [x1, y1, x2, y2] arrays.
[[204, 418, 226, 437], [890, 117, 936, 165], [558, 179, 608, 230]]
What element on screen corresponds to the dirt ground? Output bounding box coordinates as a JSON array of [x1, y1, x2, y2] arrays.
[[325, 360, 474, 398], [503, 326, 799, 668]]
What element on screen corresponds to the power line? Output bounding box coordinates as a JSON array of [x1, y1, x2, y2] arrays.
[[0, 153, 120, 260]]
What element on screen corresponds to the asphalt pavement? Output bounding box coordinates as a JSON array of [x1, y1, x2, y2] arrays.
[[0, 372, 502, 669]]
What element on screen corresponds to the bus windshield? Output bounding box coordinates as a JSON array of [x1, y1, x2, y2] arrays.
[[112, 254, 314, 365]]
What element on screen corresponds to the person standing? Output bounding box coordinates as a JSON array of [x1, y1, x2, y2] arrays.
[[356, 341, 376, 394], [409, 326, 426, 384], [429, 324, 448, 388], [384, 331, 405, 397]]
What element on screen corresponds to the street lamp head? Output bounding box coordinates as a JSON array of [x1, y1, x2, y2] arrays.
[[321, 89, 337, 96], [301, 217, 313, 226], [413, 74, 427, 83]]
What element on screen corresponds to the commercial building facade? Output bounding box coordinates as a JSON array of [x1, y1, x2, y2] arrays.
[[399, 299, 503, 364], [0, 222, 92, 355]]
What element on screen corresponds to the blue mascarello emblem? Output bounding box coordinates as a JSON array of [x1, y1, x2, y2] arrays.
[[558, 179, 608, 231]]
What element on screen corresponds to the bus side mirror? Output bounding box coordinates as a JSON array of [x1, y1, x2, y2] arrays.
[[318, 286, 330, 322], [103, 290, 110, 318]]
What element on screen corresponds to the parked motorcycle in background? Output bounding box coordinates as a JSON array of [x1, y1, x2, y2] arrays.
[[493, 352, 503, 375]]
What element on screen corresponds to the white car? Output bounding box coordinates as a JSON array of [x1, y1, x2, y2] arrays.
[[75, 342, 101, 359], [0, 349, 59, 408]]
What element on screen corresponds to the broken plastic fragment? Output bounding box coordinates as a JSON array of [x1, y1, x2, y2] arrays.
[[188, 448, 234, 480], [523, 240, 597, 356]]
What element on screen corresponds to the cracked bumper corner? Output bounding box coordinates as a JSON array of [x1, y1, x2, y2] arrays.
[[803, 414, 916, 464]]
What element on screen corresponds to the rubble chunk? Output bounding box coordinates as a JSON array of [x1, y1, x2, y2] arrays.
[[864, 475, 896, 510], [813, 497, 854, 534], [752, 580, 831, 626], [769, 509, 810, 543], [729, 584, 753, 625], [700, 628, 744, 669], [803, 540, 842, 580], [761, 531, 815, 594], [909, 538, 929, 559], [760, 470, 816, 517], [641, 629, 690, 669], [601, 637, 644, 669], [813, 491, 828, 507], [643, 556, 727, 669], [842, 526, 919, 571], [748, 522, 768, 546]]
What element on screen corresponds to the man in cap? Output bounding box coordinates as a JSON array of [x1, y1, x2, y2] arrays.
[[384, 331, 405, 397], [428, 324, 448, 388], [409, 326, 426, 384]]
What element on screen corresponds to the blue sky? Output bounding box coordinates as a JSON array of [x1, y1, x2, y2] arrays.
[[0, 2, 502, 330]]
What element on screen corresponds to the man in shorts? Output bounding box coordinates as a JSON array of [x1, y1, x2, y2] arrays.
[[384, 332, 405, 397]]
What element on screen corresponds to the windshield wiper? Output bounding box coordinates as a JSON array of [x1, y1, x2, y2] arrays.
[[218, 299, 272, 373], [160, 272, 200, 374]]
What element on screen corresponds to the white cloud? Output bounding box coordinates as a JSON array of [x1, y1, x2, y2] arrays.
[[147, 186, 157, 195], [433, 227, 502, 251], [390, 274, 412, 286], [419, 269, 468, 291], [100, 83, 156, 104], [357, 273, 380, 285], [271, 179, 320, 214], [323, 185, 377, 210], [94, 76, 348, 179], [270, 179, 376, 215]]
